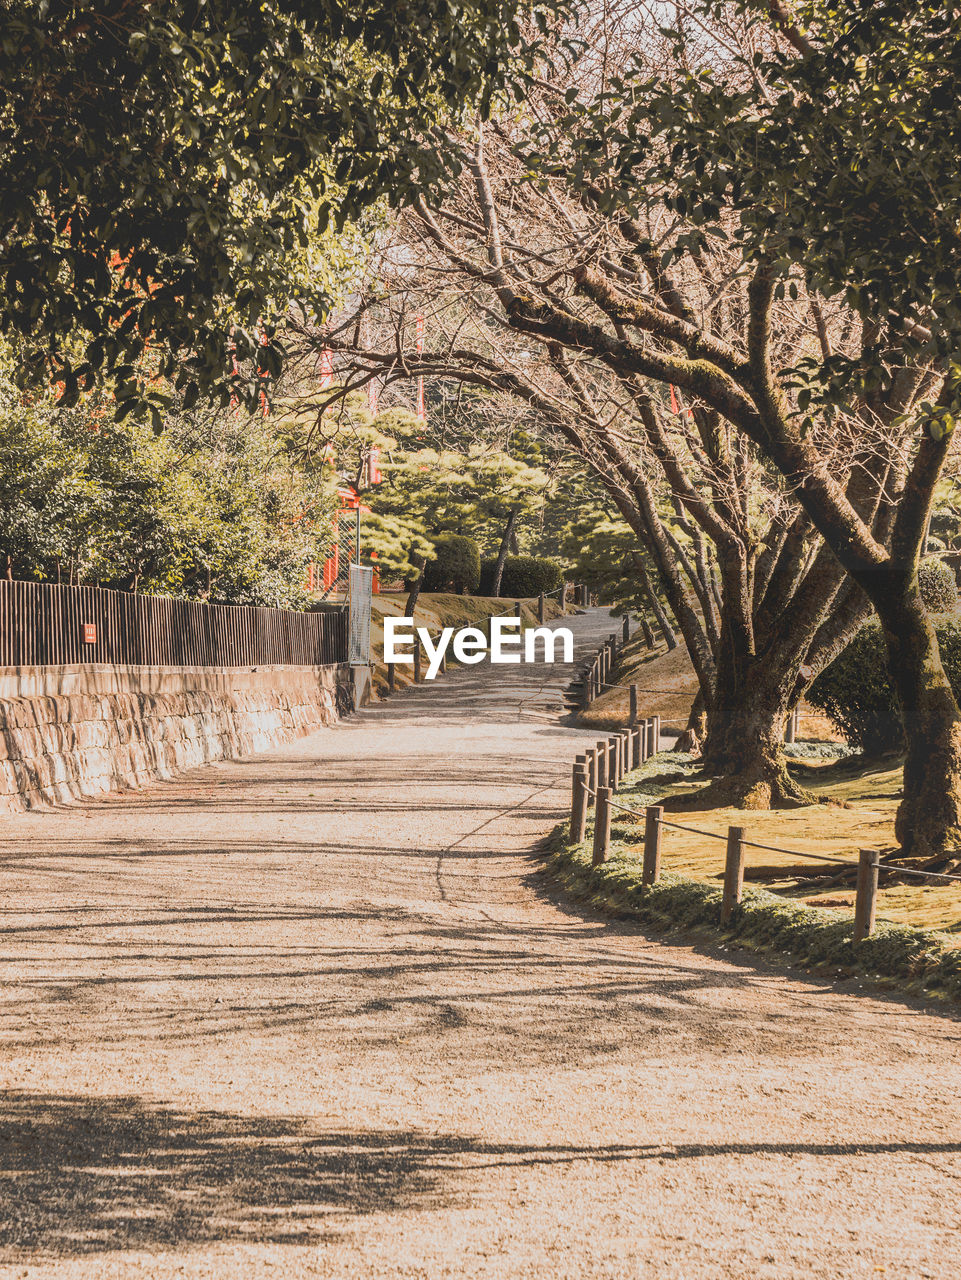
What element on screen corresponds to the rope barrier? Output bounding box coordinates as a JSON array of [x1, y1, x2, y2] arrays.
[[657, 816, 727, 840], [741, 839, 859, 868], [876, 860, 961, 884]]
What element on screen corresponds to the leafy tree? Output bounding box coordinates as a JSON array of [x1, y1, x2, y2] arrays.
[[0, 0, 565, 418], [537, 0, 961, 857], [0, 345, 336, 603]]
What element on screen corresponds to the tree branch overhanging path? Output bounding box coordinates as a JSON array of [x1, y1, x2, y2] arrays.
[[293, 0, 961, 863]]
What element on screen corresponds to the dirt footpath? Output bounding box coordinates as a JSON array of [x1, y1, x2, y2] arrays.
[[0, 609, 957, 1279]]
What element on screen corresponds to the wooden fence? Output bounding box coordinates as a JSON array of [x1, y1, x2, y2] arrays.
[[570, 718, 961, 944], [0, 580, 347, 669]]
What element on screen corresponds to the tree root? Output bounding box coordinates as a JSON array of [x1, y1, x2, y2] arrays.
[[667, 765, 813, 811]]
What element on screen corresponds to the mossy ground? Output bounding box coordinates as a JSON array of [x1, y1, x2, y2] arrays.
[[558, 747, 961, 962], [546, 823, 961, 1002]]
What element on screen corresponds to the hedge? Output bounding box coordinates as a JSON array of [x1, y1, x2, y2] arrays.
[[422, 534, 481, 594], [478, 554, 563, 597]]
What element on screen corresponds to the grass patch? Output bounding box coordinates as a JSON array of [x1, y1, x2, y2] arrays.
[[576, 633, 699, 733]]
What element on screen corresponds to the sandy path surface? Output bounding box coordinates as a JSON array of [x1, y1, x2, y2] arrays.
[[0, 609, 958, 1279]]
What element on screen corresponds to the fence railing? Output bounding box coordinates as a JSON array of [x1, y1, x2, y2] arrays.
[[568, 719, 961, 944], [0, 580, 347, 669]]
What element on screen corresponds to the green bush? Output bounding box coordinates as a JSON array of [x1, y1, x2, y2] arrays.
[[422, 534, 480, 594], [919, 557, 961, 612], [478, 554, 563, 597], [808, 615, 961, 755]]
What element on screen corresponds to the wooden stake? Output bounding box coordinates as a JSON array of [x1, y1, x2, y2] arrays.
[[592, 785, 612, 865], [571, 759, 588, 843], [643, 805, 663, 885], [721, 825, 745, 925], [854, 848, 880, 942]]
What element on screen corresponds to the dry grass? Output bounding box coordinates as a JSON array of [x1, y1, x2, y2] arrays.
[[578, 631, 840, 742]]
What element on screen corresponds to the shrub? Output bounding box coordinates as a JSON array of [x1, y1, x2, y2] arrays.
[[919, 557, 960, 613], [478, 554, 563, 597], [807, 615, 961, 755], [422, 534, 480, 594]]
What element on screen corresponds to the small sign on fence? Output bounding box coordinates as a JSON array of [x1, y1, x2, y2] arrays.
[[82, 622, 97, 645]]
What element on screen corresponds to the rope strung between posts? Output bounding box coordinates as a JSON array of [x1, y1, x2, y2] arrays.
[[576, 731, 961, 886]]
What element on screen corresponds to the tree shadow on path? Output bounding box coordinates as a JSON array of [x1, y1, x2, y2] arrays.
[[0, 1090, 959, 1262]]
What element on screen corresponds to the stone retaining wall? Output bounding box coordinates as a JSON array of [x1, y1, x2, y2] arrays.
[[0, 663, 357, 812]]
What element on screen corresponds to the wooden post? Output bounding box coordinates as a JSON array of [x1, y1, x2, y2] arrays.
[[643, 805, 663, 885], [595, 740, 607, 794], [515, 600, 522, 617], [538, 592, 546, 624], [623, 728, 634, 773], [784, 709, 796, 744], [645, 717, 656, 758], [413, 644, 421, 683], [721, 825, 746, 925], [387, 661, 395, 694], [633, 725, 644, 765], [571, 759, 588, 843], [581, 583, 589, 607], [585, 748, 596, 803], [629, 684, 638, 727], [854, 848, 880, 942], [653, 715, 661, 752], [592, 785, 612, 865], [622, 615, 630, 645], [607, 736, 619, 788]]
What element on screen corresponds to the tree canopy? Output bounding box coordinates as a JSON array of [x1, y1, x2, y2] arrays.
[[0, 0, 565, 419]]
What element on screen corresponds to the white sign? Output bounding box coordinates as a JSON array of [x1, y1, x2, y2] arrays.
[[383, 617, 573, 680]]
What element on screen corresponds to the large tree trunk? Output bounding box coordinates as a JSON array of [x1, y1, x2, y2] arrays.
[[491, 508, 517, 598], [870, 574, 961, 861], [699, 642, 809, 809]]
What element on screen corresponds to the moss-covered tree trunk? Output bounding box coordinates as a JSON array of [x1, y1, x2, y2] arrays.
[[870, 573, 961, 860]]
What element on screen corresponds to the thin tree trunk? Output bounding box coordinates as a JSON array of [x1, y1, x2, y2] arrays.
[[633, 553, 677, 649], [870, 573, 961, 861], [491, 508, 517, 598], [405, 553, 427, 617]]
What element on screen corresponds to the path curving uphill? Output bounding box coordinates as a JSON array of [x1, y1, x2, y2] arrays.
[[0, 609, 957, 1278]]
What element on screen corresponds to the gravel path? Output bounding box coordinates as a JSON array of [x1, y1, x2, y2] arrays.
[[0, 608, 958, 1279]]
